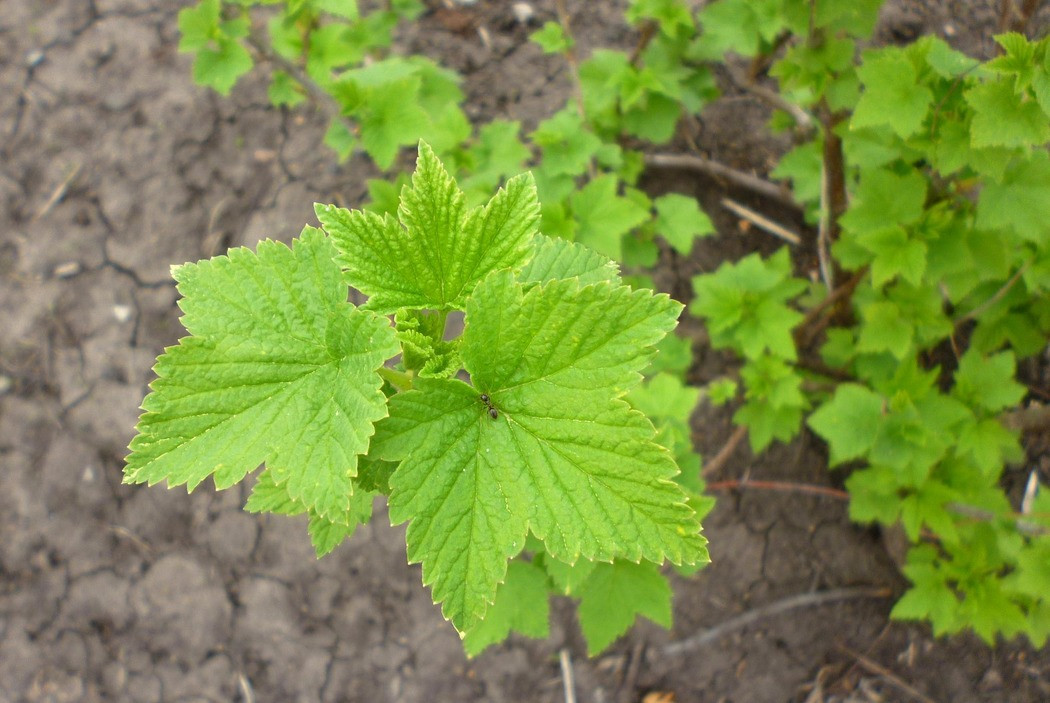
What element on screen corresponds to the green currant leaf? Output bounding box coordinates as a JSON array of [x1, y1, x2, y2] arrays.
[[571, 175, 651, 260], [808, 384, 885, 465], [125, 229, 400, 522], [576, 560, 672, 655], [517, 235, 621, 286], [372, 272, 706, 631], [316, 142, 539, 313], [462, 560, 551, 657], [653, 193, 714, 254], [966, 78, 1050, 148], [852, 50, 933, 137]]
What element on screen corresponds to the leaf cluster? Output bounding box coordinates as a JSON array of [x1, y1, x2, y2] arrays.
[[689, 3, 1050, 645], [125, 144, 709, 655]]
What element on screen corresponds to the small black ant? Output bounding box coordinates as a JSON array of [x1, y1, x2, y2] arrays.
[[478, 393, 498, 420]]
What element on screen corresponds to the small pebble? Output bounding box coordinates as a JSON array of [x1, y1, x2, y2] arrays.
[[112, 304, 133, 323], [0, 375, 11, 396], [25, 49, 44, 67], [82, 465, 96, 482], [512, 2, 535, 24]]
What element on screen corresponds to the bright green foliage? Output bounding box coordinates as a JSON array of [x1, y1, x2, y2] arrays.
[[127, 144, 707, 655], [461, 121, 533, 200], [966, 79, 1050, 148], [808, 385, 884, 465], [372, 269, 706, 631], [571, 175, 651, 259], [653, 193, 715, 254], [124, 230, 399, 523], [245, 469, 376, 556], [178, 0, 253, 95], [575, 560, 672, 655], [531, 22, 573, 54], [734, 354, 807, 452], [518, 235, 621, 286], [180, 0, 465, 165], [316, 143, 539, 313], [694, 5, 1050, 646], [852, 50, 933, 137], [168, 0, 1050, 654], [462, 560, 551, 656], [690, 249, 806, 361]]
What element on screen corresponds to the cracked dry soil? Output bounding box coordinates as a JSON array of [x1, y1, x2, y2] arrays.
[[1, 1, 1048, 702]]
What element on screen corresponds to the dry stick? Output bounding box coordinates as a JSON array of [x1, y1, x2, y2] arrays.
[[706, 479, 849, 501], [701, 424, 749, 478], [724, 61, 814, 131], [644, 153, 799, 209], [559, 648, 577, 703], [721, 197, 801, 245], [660, 587, 891, 657], [237, 673, 256, 703], [33, 162, 81, 221], [836, 645, 939, 703]]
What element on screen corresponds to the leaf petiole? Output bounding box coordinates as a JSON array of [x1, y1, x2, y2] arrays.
[[378, 366, 415, 391]]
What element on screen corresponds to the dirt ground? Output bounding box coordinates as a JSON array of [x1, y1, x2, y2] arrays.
[[1, 1, 1048, 702]]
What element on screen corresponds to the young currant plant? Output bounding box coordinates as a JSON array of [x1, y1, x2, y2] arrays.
[[124, 143, 709, 655], [688, 0, 1050, 646]]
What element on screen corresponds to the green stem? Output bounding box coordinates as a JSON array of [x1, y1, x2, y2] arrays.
[[379, 366, 414, 391]]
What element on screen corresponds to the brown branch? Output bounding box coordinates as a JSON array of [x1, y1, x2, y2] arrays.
[[818, 105, 848, 288], [702, 424, 749, 478], [628, 20, 657, 67], [795, 267, 866, 348], [706, 479, 850, 501], [659, 587, 891, 656], [553, 0, 587, 121], [644, 152, 800, 208], [1001, 403, 1050, 432]]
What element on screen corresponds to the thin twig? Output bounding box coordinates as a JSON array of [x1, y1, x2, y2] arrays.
[[706, 479, 849, 501], [954, 262, 1031, 325], [721, 197, 801, 245], [553, 0, 586, 121], [33, 162, 81, 221], [645, 153, 799, 208], [816, 155, 833, 289], [618, 641, 645, 703], [947, 501, 1049, 536], [559, 648, 577, 703], [836, 645, 939, 703], [795, 267, 866, 350], [237, 673, 256, 703], [702, 424, 749, 478], [660, 587, 891, 656], [628, 20, 657, 67], [244, 32, 356, 136], [724, 61, 814, 130]]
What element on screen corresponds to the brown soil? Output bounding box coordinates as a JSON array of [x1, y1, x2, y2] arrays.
[[1, 1, 1048, 702]]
